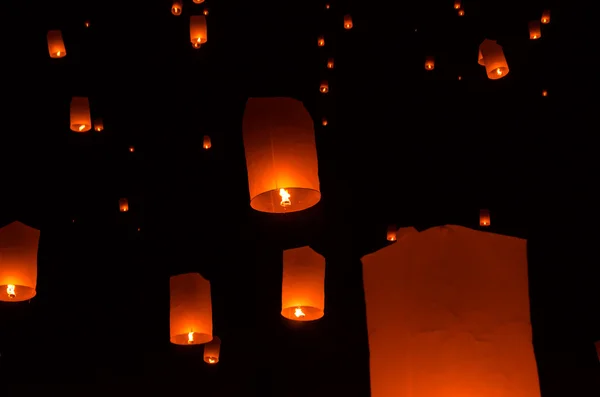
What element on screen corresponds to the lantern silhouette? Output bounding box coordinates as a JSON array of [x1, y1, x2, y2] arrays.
[[204, 336, 221, 364], [170, 272, 213, 345], [94, 118, 104, 132], [281, 246, 325, 321], [320, 81, 329, 93], [478, 39, 509, 80], [529, 21, 541, 39], [190, 16, 208, 48], [327, 58, 334, 69], [0, 221, 40, 302], [541, 10, 550, 24], [387, 225, 397, 241], [203, 135, 212, 149], [242, 97, 321, 214], [454, 0, 461, 9], [119, 198, 129, 212], [47, 30, 66, 58], [343, 14, 353, 29], [424, 56, 435, 70], [171, 1, 182, 15], [480, 209, 491, 227], [70, 97, 92, 132], [318, 36, 325, 47]]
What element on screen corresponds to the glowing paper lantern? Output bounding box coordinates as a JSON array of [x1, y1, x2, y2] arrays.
[[204, 336, 221, 364], [203, 135, 212, 149], [281, 246, 325, 321], [171, 1, 182, 15], [119, 198, 129, 212], [0, 221, 40, 302], [320, 80, 329, 93], [47, 30, 66, 58], [170, 272, 213, 345], [362, 226, 541, 397], [478, 39, 509, 80], [480, 209, 491, 226], [529, 21, 542, 39], [70, 97, 92, 132], [242, 97, 321, 213], [424, 56, 435, 70], [327, 58, 334, 69], [190, 16, 208, 48], [94, 118, 104, 132], [386, 225, 397, 241], [343, 14, 353, 29], [193, 0, 205, 3], [541, 10, 550, 24], [454, 0, 461, 9], [318, 36, 325, 47]]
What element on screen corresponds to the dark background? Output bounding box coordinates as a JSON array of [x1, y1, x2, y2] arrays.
[[1, 0, 598, 396]]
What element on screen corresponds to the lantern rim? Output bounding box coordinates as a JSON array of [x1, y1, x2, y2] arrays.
[[0, 284, 36, 302], [250, 187, 320, 214]]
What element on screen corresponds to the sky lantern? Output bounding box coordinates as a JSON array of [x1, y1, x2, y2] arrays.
[[458, 8, 465, 16], [343, 14, 353, 29], [204, 336, 221, 364], [478, 39, 509, 80], [193, 0, 204, 3], [386, 225, 397, 241], [454, 0, 461, 9], [170, 272, 213, 345], [242, 97, 321, 213], [94, 118, 104, 132], [190, 16, 208, 49], [320, 80, 329, 93], [529, 21, 542, 39], [541, 10, 550, 24], [0, 221, 40, 302], [203, 8, 209, 16], [327, 58, 334, 69], [70, 97, 92, 132], [203, 135, 212, 149], [47, 30, 66, 58], [424, 56, 435, 70], [281, 246, 325, 322], [171, 1, 182, 15], [479, 209, 491, 226], [321, 117, 328, 126], [318, 36, 325, 47], [119, 198, 129, 212]]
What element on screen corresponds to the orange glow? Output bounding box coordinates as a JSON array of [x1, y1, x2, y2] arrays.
[[119, 198, 129, 212], [327, 57, 334, 69], [529, 21, 542, 39], [171, 1, 182, 15], [479, 209, 491, 226], [204, 336, 221, 364], [386, 225, 397, 241], [362, 226, 541, 397], [424, 56, 435, 70], [190, 15, 208, 49], [70, 97, 92, 132], [0, 222, 40, 302], [541, 10, 550, 24], [454, 0, 461, 9], [458, 8, 464, 16], [170, 273, 213, 345], [203, 135, 212, 149], [320, 81, 329, 93], [129, 146, 135, 152], [542, 90, 548, 96], [203, 8, 209, 16], [343, 14, 353, 29], [47, 30, 66, 58], [325, 3, 330, 9], [84, 21, 90, 28], [94, 118, 104, 132], [282, 246, 325, 321], [322, 117, 328, 126], [318, 36, 325, 47], [193, 0, 204, 3], [458, 75, 462, 80], [478, 39, 509, 80]]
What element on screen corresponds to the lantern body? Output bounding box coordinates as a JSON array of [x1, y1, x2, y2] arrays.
[[424, 56, 435, 70], [480, 209, 491, 226], [94, 118, 104, 132], [203, 135, 212, 149], [242, 97, 321, 213], [47, 30, 66, 58], [343, 14, 353, 29], [318, 36, 325, 47], [190, 16, 208, 48], [541, 10, 550, 24], [119, 198, 129, 212], [386, 225, 397, 241], [478, 39, 509, 80], [281, 246, 325, 321], [171, 1, 182, 15], [320, 81, 329, 93], [70, 97, 92, 132], [458, 8, 465, 16], [454, 0, 461, 9], [170, 273, 213, 345], [0, 221, 40, 302], [321, 117, 328, 126], [327, 58, 334, 69], [529, 21, 541, 39], [362, 226, 541, 397], [204, 336, 221, 364]]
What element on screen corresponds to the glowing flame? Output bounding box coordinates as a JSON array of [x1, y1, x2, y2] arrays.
[[78, 124, 85, 131], [294, 307, 305, 318], [56, 51, 62, 56], [496, 68, 502, 76], [188, 331, 194, 344], [7, 284, 16, 298], [279, 188, 291, 207], [208, 357, 216, 363]]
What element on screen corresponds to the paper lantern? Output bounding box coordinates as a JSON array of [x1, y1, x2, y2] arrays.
[[320, 81, 329, 93], [204, 336, 221, 364], [193, 0, 204, 3], [190, 16, 208, 49], [327, 58, 334, 69], [119, 198, 129, 212], [478, 39, 509, 80], [529, 21, 542, 39], [542, 90, 548, 97], [47, 30, 66, 58], [242, 97, 321, 213], [84, 21, 90, 28], [325, 3, 330, 9], [129, 146, 135, 153], [171, 1, 182, 15], [343, 14, 353, 29], [321, 117, 328, 126], [203, 135, 212, 149], [318, 36, 325, 47], [0, 221, 40, 302], [94, 118, 104, 132], [203, 8, 209, 16], [281, 246, 325, 321], [454, 0, 461, 9], [458, 8, 465, 16], [424, 56, 435, 70], [541, 10, 550, 24], [386, 225, 397, 241], [70, 97, 92, 132], [170, 272, 213, 345], [480, 209, 491, 227], [362, 226, 541, 397]]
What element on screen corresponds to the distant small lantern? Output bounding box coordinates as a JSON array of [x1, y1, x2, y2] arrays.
[[529, 21, 542, 39], [386, 225, 397, 241], [478, 39, 509, 80], [458, 75, 462, 80], [193, 0, 204, 3], [318, 36, 325, 47], [343, 14, 353, 29], [321, 117, 328, 126], [325, 3, 330, 9], [94, 118, 104, 132], [203, 8, 209, 16], [542, 89, 548, 96], [327, 58, 334, 69], [70, 97, 92, 132], [119, 198, 129, 212], [281, 246, 325, 322], [204, 336, 221, 364], [203, 135, 212, 149], [47, 30, 66, 58], [129, 146, 135, 152], [84, 21, 90, 28], [424, 56, 435, 70], [454, 0, 461, 9], [320, 81, 329, 93], [458, 8, 465, 16], [0, 222, 40, 302], [170, 272, 213, 345], [541, 10, 550, 24], [171, 1, 182, 15], [190, 15, 208, 49], [480, 209, 491, 227]]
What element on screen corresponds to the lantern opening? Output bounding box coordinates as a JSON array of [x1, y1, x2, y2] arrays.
[[282, 305, 322, 321], [0, 284, 36, 302], [251, 188, 320, 214], [207, 357, 217, 364], [7, 284, 16, 299]]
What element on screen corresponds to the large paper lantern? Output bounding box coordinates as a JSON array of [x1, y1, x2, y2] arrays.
[[281, 246, 325, 321], [47, 30, 66, 58], [70, 97, 92, 132], [204, 336, 221, 364], [478, 39, 509, 80], [242, 97, 321, 213], [190, 16, 208, 49], [362, 226, 541, 397], [0, 221, 40, 302], [170, 272, 213, 345]]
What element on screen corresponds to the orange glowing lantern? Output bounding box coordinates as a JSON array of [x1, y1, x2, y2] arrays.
[[541, 10, 550, 24], [119, 198, 129, 212], [170, 272, 213, 345], [318, 36, 325, 47], [458, 8, 465, 16], [84, 21, 90, 28], [327, 58, 334, 69], [424, 56, 435, 70], [203, 8, 209, 16], [321, 117, 328, 126], [454, 0, 461, 9], [171, 1, 182, 15], [242, 97, 321, 214], [478, 39, 509, 80], [204, 336, 221, 364], [320, 81, 329, 93], [203, 135, 212, 149], [129, 146, 135, 153], [70, 97, 92, 132], [386, 225, 397, 241], [0, 221, 40, 302], [325, 3, 330, 9], [479, 209, 491, 226], [281, 246, 325, 321], [47, 30, 66, 58], [541, 90, 548, 96], [193, 0, 204, 3], [343, 14, 353, 29], [190, 15, 208, 49], [529, 21, 542, 39], [94, 118, 104, 132]]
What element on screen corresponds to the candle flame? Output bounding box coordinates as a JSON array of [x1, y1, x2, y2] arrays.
[[294, 307, 305, 318], [7, 284, 16, 298], [78, 124, 86, 131], [279, 188, 291, 207], [496, 68, 502, 75], [188, 331, 194, 344]]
